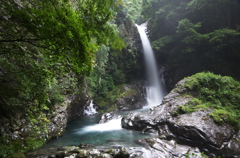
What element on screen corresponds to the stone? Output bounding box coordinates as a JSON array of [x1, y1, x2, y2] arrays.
[[99, 113, 122, 123], [114, 81, 146, 111], [55, 151, 65, 158], [142, 138, 202, 158], [121, 78, 240, 157], [89, 149, 101, 156], [76, 149, 89, 158], [114, 148, 130, 158], [65, 154, 77, 158], [101, 153, 113, 158]]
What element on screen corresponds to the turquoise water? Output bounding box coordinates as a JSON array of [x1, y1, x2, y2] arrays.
[[28, 114, 154, 157], [28, 22, 166, 157], [50, 115, 152, 147], [44, 115, 153, 148]]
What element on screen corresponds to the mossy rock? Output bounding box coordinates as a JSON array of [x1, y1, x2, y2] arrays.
[[175, 72, 240, 130], [9, 152, 26, 158], [55, 151, 65, 158]]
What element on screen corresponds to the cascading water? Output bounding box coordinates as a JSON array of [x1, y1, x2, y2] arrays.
[[79, 118, 122, 133], [136, 23, 166, 107], [30, 23, 166, 158], [83, 100, 98, 115]]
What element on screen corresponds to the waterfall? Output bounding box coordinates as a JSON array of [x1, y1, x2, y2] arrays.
[[83, 100, 98, 115], [136, 23, 166, 106]]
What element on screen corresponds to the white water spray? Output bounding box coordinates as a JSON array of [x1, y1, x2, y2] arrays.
[[136, 23, 166, 107], [79, 118, 122, 133], [83, 100, 98, 116]]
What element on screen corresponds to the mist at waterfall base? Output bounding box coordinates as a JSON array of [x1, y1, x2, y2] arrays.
[[37, 102, 152, 154], [34, 23, 167, 156], [35, 115, 153, 155]]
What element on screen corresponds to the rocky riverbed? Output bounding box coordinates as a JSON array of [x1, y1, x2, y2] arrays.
[[121, 78, 240, 157], [27, 75, 240, 158]]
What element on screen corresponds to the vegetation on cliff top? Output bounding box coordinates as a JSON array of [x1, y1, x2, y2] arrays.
[[173, 72, 240, 130], [0, 0, 124, 157], [142, 0, 240, 89], [0, 0, 124, 117], [87, 0, 145, 109]]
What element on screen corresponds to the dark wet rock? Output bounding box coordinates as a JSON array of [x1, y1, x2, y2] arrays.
[[78, 143, 95, 149], [114, 148, 129, 158], [115, 81, 146, 111], [36, 146, 157, 158], [55, 151, 65, 158], [142, 138, 202, 158], [44, 94, 91, 140], [0, 93, 91, 148], [121, 78, 240, 157], [104, 148, 119, 156], [100, 153, 113, 158], [75, 149, 90, 158], [67, 94, 91, 121]]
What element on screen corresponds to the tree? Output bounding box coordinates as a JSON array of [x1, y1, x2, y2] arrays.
[[141, 0, 240, 89], [0, 0, 124, 115]]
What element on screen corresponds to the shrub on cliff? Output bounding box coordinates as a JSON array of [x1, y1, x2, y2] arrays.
[[174, 72, 240, 130]]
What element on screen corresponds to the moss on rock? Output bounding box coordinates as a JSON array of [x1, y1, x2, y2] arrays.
[[174, 72, 240, 130], [95, 82, 145, 112], [9, 152, 26, 158]]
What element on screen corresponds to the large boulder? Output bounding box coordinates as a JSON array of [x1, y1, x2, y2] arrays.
[[0, 93, 91, 155], [96, 81, 147, 112], [99, 112, 122, 123], [121, 78, 240, 157], [114, 82, 146, 111], [47, 94, 91, 139], [140, 138, 202, 158]]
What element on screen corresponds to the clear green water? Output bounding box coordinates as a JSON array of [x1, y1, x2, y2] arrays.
[[29, 114, 154, 157], [45, 115, 153, 148]]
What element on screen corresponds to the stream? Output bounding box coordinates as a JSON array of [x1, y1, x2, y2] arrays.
[[29, 111, 154, 157], [46, 114, 154, 147], [28, 23, 167, 157]]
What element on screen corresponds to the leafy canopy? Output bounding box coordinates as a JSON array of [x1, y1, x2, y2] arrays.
[[0, 0, 124, 115]]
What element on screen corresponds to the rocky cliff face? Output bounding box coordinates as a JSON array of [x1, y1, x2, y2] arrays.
[[0, 80, 147, 157], [0, 93, 90, 157], [95, 81, 147, 112], [46, 94, 91, 139], [114, 81, 146, 111], [122, 78, 240, 157]]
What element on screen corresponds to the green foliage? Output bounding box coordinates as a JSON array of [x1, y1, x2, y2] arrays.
[[0, 136, 45, 158], [141, 0, 240, 89], [87, 45, 115, 98], [186, 152, 207, 158], [88, 14, 144, 101], [94, 84, 136, 112], [24, 137, 45, 151], [0, 0, 124, 114], [120, 0, 144, 23], [152, 35, 173, 51], [175, 72, 240, 130], [0, 0, 125, 157], [172, 98, 209, 116], [177, 19, 202, 34]]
